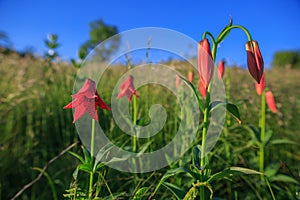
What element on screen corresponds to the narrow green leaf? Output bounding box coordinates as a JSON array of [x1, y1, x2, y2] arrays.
[[95, 163, 105, 171], [263, 129, 273, 145], [137, 140, 152, 156], [68, 151, 85, 164], [207, 167, 262, 183], [192, 145, 201, 170], [209, 101, 241, 124], [78, 163, 93, 173], [226, 103, 241, 124], [264, 163, 280, 178], [184, 164, 201, 180], [216, 16, 233, 43], [269, 139, 299, 145], [82, 146, 91, 163], [105, 154, 131, 164], [152, 167, 187, 196], [242, 125, 260, 143], [94, 143, 114, 170], [162, 182, 186, 200], [270, 174, 299, 184], [32, 167, 57, 200], [132, 187, 148, 200], [72, 166, 79, 180], [179, 75, 204, 112]]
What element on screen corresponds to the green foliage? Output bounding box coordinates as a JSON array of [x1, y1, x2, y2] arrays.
[[0, 31, 12, 48], [79, 19, 120, 61], [0, 49, 300, 199], [272, 50, 300, 69]]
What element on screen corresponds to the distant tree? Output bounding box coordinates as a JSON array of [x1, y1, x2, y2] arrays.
[[77, 19, 120, 63], [272, 50, 300, 69], [0, 31, 13, 50]]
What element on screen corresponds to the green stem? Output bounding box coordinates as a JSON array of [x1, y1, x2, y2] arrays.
[[225, 73, 231, 127], [132, 95, 137, 153], [220, 25, 252, 41], [200, 99, 210, 168], [199, 38, 217, 200], [202, 32, 216, 44], [259, 90, 266, 182], [199, 88, 211, 200], [88, 119, 95, 199], [202, 31, 217, 60]]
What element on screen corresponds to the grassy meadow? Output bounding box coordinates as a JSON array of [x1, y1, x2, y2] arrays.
[[0, 47, 300, 199]]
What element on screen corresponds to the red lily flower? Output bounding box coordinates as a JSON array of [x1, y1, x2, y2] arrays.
[[198, 38, 214, 96], [64, 78, 111, 123], [188, 71, 194, 82], [117, 75, 139, 101], [266, 90, 277, 113], [246, 40, 264, 84], [218, 60, 225, 79], [255, 73, 265, 96]]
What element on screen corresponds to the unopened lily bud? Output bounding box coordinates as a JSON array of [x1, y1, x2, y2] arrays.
[[218, 60, 225, 79], [246, 40, 264, 84], [188, 71, 194, 82], [266, 90, 277, 113], [198, 38, 214, 96]]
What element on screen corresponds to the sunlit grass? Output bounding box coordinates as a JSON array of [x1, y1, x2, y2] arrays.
[[0, 49, 299, 199]]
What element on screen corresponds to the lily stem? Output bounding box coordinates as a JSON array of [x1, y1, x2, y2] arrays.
[[88, 119, 95, 199], [132, 95, 137, 153], [259, 90, 266, 182]]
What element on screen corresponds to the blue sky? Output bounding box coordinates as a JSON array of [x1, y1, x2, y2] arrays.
[[0, 0, 300, 68]]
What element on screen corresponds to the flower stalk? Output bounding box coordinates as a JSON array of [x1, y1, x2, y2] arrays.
[[198, 22, 256, 199], [88, 119, 96, 199], [198, 35, 216, 200], [259, 90, 266, 182], [132, 94, 138, 153]]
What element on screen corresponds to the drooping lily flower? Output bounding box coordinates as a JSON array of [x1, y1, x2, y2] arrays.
[[246, 40, 264, 84], [266, 90, 277, 113], [255, 73, 265, 96], [117, 75, 139, 102], [218, 60, 225, 79], [188, 71, 194, 82], [64, 78, 111, 123]]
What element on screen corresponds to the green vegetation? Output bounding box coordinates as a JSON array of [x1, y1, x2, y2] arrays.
[[273, 50, 300, 69], [75, 19, 120, 65], [0, 46, 299, 199]]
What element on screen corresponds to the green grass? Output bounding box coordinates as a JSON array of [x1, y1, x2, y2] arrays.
[[0, 49, 299, 199]]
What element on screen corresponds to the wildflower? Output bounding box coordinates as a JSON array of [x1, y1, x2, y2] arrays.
[[218, 60, 225, 79], [198, 38, 214, 89], [246, 40, 264, 83], [117, 75, 139, 101], [198, 38, 214, 98], [64, 78, 111, 123], [255, 73, 265, 95], [266, 90, 277, 113], [188, 71, 194, 82]]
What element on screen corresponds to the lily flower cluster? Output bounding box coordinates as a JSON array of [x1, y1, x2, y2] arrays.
[[197, 37, 276, 113], [64, 76, 138, 123]]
